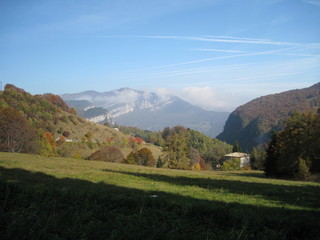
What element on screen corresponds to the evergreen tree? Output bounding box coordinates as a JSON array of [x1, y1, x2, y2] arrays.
[[232, 141, 242, 152], [164, 126, 190, 169], [250, 146, 266, 170], [264, 109, 320, 179], [264, 132, 281, 177]]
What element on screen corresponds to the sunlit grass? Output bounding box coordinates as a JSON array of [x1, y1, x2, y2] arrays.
[[1, 152, 319, 239], [1, 152, 319, 211]]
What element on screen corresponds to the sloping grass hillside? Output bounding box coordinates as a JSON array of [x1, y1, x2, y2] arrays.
[[54, 112, 126, 143], [0, 152, 319, 240]]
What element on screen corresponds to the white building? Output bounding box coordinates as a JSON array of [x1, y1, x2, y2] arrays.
[[224, 152, 250, 167]]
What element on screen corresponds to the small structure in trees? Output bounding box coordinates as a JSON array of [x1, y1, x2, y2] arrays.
[[224, 152, 250, 168]]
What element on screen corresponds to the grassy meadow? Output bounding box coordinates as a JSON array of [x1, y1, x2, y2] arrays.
[[0, 152, 319, 239]]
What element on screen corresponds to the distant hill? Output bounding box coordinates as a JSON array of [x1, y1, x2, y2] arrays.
[[62, 88, 229, 137], [217, 83, 320, 151]]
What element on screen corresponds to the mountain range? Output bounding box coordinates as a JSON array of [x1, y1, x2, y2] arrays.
[[217, 82, 320, 151], [61, 88, 230, 137]]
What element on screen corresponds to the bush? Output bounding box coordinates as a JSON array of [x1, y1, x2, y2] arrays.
[[193, 162, 201, 171], [221, 158, 240, 171], [199, 158, 211, 170], [242, 166, 252, 171], [156, 155, 168, 168], [85, 132, 93, 140], [57, 136, 66, 145], [72, 153, 82, 159], [124, 148, 156, 167], [294, 158, 310, 180], [62, 131, 71, 138], [89, 146, 124, 163]]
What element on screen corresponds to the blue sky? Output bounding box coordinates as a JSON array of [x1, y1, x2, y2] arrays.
[[0, 0, 319, 111]]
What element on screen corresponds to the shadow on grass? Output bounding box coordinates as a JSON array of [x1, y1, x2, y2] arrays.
[[0, 166, 319, 240], [223, 171, 267, 179], [103, 169, 320, 210]]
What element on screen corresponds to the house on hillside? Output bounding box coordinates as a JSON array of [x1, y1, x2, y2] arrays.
[[224, 152, 250, 168]]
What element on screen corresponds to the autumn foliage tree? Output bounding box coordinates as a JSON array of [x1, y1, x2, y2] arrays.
[[43, 93, 76, 114], [125, 147, 156, 167], [0, 107, 38, 153], [90, 146, 124, 163], [189, 147, 206, 170], [39, 131, 57, 156]]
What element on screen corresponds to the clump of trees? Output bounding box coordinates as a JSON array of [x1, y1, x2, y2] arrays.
[[265, 110, 320, 179], [89, 146, 124, 163], [125, 147, 156, 167], [0, 84, 101, 157], [157, 126, 231, 170], [221, 158, 240, 171], [118, 126, 164, 146], [232, 141, 242, 152], [0, 107, 39, 153], [250, 146, 266, 170], [116, 125, 232, 170]]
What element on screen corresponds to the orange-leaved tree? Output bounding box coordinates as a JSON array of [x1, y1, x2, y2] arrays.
[[0, 107, 38, 153]]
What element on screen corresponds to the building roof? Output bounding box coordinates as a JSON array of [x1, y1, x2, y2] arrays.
[[225, 152, 249, 158]]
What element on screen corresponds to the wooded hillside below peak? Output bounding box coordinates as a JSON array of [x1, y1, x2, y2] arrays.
[[217, 82, 320, 151]]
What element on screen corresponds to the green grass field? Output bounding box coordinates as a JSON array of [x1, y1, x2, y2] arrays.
[[0, 152, 319, 240]]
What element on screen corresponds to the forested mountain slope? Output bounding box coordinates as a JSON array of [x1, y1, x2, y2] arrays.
[[217, 83, 320, 151]]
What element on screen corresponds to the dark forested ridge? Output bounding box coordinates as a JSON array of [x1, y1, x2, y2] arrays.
[[217, 83, 320, 151]]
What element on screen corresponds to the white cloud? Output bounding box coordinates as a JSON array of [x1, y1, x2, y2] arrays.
[[180, 87, 230, 110], [156, 87, 248, 112], [156, 88, 174, 102]]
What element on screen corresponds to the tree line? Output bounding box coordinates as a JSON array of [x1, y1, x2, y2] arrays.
[[115, 125, 232, 170], [264, 109, 320, 179], [249, 108, 320, 180]]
